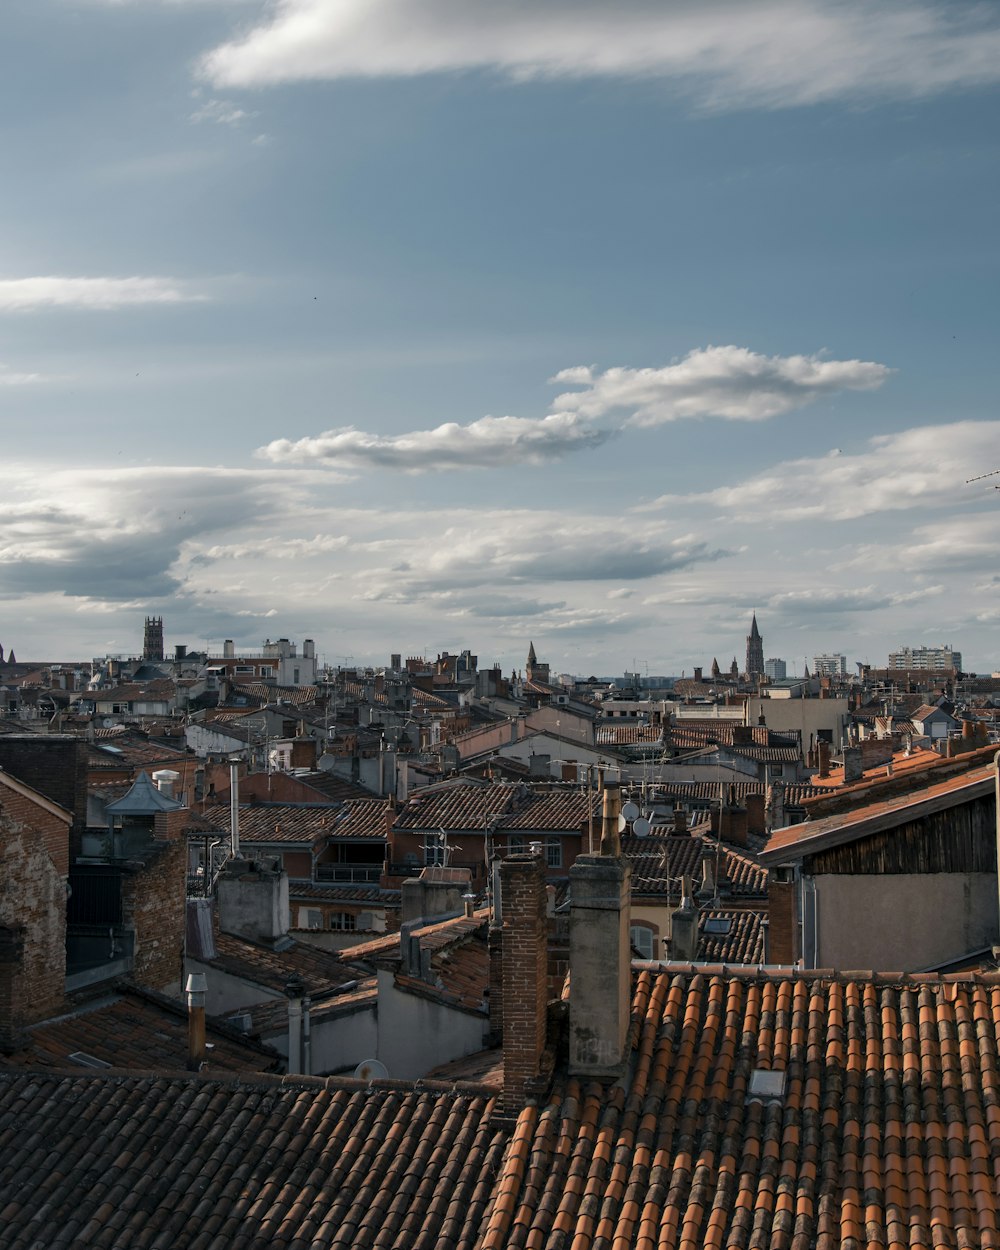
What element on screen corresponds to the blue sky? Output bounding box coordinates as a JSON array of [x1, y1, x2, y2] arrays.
[[3, 0, 1000, 676]]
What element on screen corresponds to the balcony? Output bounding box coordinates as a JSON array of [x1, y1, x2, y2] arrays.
[[314, 863, 383, 885]]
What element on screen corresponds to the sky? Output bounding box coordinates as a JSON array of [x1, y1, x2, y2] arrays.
[[2, 0, 1000, 677]]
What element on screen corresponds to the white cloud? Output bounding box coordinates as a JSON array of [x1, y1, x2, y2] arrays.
[[550, 346, 891, 426], [0, 276, 208, 312], [258, 345, 889, 472], [189, 98, 257, 125], [257, 411, 613, 471], [200, 0, 1000, 111], [644, 420, 1000, 522], [0, 363, 43, 385]]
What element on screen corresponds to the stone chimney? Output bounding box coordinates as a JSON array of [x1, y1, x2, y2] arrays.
[[766, 781, 786, 832], [667, 876, 699, 962], [401, 866, 471, 924], [568, 785, 631, 1079], [499, 850, 550, 1109], [217, 858, 290, 944], [842, 746, 863, 784]]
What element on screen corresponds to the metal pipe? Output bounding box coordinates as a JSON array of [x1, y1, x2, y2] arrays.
[[185, 972, 207, 1071], [302, 994, 311, 1076], [229, 759, 240, 859]]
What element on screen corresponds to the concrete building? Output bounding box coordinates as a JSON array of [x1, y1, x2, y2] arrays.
[[764, 657, 786, 680], [888, 644, 962, 672], [812, 652, 847, 676]]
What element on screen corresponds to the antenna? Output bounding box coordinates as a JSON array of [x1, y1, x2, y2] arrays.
[[354, 1058, 388, 1081]]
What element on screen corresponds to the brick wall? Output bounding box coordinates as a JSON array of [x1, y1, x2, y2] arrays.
[[499, 853, 548, 1109], [0, 790, 69, 1033], [0, 736, 87, 854], [122, 836, 187, 994], [768, 879, 799, 964]]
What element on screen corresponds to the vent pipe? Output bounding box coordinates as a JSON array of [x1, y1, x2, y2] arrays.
[[185, 972, 207, 1071], [229, 759, 240, 859]]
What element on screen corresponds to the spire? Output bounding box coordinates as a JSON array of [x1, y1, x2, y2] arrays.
[[749, 613, 761, 639]]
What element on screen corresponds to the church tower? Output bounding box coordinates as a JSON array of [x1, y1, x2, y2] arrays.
[[143, 616, 164, 662], [745, 614, 764, 681], [525, 641, 549, 685]]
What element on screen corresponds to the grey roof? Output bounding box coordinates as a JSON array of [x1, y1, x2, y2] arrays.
[[104, 770, 183, 814]]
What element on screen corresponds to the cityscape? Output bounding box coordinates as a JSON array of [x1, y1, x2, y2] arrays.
[[5, 1, 1000, 1246]]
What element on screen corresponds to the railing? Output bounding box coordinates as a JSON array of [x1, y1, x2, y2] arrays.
[[314, 864, 383, 884]]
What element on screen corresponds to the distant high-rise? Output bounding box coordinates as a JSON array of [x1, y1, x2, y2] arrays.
[[745, 614, 764, 680], [764, 657, 786, 681], [143, 616, 164, 662], [888, 644, 962, 672], [813, 653, 847, 677]]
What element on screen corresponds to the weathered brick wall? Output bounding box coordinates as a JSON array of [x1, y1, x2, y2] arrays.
[[0, 793, 69, 1031], [0, 737, 87, 853], [122, 836, 186, 994]]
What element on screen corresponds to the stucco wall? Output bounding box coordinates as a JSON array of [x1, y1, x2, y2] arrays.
[[814, 873, 999, 970], [375, 968, 487, 1080]]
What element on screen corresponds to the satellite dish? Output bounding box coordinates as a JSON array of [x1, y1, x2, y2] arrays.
[[353, 1058, 388, 1081], [633, 817, 651, 837], [621, 801, 640, 822]]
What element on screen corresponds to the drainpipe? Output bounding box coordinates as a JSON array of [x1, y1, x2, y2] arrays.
[[994, 749, 1000, 957], [229, 758, 241, 859], [302, 990, 312, 1077], [285, 974, 304, 1075]]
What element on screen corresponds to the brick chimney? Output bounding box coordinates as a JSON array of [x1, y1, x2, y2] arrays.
[[671, 807, 688, 836], [817, 741, 831, 778], [568, 784, 631, 1079], [499, 850, 549, 1109], [745, 793, 766, 838]]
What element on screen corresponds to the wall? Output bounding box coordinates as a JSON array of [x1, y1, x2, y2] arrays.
[[375, 969, 488, 1079], [0, 787, 69, 1029], [185, 956, 284, 1016], [121, 836, 187, 995], [745, 696, 849, 750], [812, 872, 998, 970], [0, 735, 87, 850], [262, 1002, 378, 1076]]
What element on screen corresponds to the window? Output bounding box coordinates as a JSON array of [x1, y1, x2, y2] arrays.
[[329, 911, 356, 931], [304, 909, 322, 930], [629, 924, 656, 960], [545, 837, 562, 869], [509, 834, 528, 854], [424, 834, 446, 866]]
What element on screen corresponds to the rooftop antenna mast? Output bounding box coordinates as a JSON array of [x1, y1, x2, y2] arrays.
[[966, 469, 1000, 487]]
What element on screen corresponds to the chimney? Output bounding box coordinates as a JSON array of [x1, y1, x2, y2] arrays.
[[693, 667, 703, 683], [152, 769, 180, 800], [217, 858, 290, 944], [667, 875, 699, 962], [817, 741, 831, 778], [745, 793, 766, 838], [184, 972, 207, 1071], [699, 849, 717, 900], [223, 640, 235, 659], [719, 802, 748, 848], [285, 974, 305, 1076], [499, 850, 549, 1108], [599, 781, 622, 856], [568, 787, 632, 1079], [401, 866, 471, 924], [766, 781, 786, 832], [842, 745, 863, 783], [671, 806, 688, 836]]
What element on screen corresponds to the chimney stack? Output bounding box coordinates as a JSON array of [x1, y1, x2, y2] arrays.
[[499, 850, 550, 1109], [667, 875, 699, 962], [568, 786, 632, 1080], [817, 740, 831, 778], [671, 807, 688, 836]]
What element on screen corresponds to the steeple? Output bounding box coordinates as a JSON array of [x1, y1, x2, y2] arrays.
[[745, 613, 764, 681]]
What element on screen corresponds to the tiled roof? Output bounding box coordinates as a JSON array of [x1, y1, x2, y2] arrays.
[[232, 681, 318, 705], [698, 908, 766, 964], [194, 802, 347, 845], [480, 967, 1000, 1250], [595, 723, 663, 746], [87, 737, 187, 771], [232, 978, 379, 1037], [495, 789, 601, 832], [289, 883, 399, 905], [331, 797, 393, 840], [0, 987, 280, 1075], [0, 1072, 505, 1249], [288, 771, 379, 802], [209, 931, 363, 996], [392, 782, 520, 832], [623, 833, 768, 900], [647, 779, 826, 806]]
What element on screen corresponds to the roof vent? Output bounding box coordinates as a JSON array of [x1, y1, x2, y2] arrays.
[[748, 1068, 786, 1101]]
